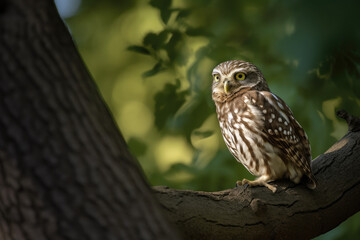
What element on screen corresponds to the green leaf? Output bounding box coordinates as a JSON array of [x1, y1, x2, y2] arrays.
[[143, 31, 169, 50], [160, 9, 172, 24], [166, 163, 192, 174], [185, 27, 212, 37], [142, 62, 163, 78], [149, 0, 171, 10], [192, 130, 213, 138], [176, 9, 191, 21], [158, 29, 170, 44], [154, 81, 188, 129], [165, 31, 189, 66], [170, 93, 212, 141], [143, 33, 158, 47], [127, 45, 150, 55], [127, 137, 147, 157]]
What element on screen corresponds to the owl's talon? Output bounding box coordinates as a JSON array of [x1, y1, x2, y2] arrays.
[[236, 180, 242, 188], [242, 179, 249, 185], [237, 178, 277, 193], [236, 179, 250, 188], [264, 183, 277, 193]]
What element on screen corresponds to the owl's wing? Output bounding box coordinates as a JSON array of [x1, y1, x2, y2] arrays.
[[255, 91, 313, 176]]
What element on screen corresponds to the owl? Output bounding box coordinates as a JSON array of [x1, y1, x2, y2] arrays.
[[212, 60, 316, 193]]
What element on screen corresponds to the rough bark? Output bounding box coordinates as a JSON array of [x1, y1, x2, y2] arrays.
[[0, 1, 179, 239], [154, 110, 360, 240]]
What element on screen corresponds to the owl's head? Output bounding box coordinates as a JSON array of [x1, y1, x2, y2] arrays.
[[212, 60, 270, 103]]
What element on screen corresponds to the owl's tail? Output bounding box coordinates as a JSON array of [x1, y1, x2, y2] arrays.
[[306, 173, 317, 189]]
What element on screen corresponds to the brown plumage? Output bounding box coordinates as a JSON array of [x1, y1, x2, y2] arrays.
[[212, 60, 316, 192]]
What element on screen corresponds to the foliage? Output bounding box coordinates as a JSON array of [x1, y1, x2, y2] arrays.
[[62, 0, 360, 238]]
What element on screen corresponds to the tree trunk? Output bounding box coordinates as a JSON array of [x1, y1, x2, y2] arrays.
[[154, 110, 360, 240], [0, 1, 180, 239]]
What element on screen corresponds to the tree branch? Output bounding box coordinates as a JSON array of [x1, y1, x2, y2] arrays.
[[154, 110, 360, 240]]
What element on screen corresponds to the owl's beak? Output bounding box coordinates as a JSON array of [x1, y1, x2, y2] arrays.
[[224, 80, 230, 94]]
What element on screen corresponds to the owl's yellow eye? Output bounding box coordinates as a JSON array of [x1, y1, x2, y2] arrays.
[[213, 74, 220, 82], [234, 72, 246, 81]]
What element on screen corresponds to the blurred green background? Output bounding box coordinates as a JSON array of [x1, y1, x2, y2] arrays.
[[55, 0, 360, 238]]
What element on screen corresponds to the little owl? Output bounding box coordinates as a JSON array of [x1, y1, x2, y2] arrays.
[[212, 60, 316, 192]]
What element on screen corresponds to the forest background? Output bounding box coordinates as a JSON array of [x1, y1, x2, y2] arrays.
[[55, 0, 360, 238]]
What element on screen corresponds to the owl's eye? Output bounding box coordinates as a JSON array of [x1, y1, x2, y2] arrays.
[[213, 74, 220, 82], [234, 72, 246, 81]]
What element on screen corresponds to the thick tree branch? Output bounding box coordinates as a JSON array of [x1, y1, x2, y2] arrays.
[[154, 111, 360, 240]]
